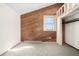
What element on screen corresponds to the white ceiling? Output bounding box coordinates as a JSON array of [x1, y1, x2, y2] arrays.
[[6, 3, 55, 15]]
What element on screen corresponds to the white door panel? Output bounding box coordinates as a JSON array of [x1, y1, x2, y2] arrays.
[[65, 21, 79, 49]]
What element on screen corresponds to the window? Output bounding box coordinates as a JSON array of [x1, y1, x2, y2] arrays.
[[43, 16, 56, 31]]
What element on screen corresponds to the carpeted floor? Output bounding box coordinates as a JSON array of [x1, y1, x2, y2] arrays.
[[2, 41, 79, 56]]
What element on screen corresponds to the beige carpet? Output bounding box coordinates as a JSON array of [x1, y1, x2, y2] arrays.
[[2, 41, 79, 56]]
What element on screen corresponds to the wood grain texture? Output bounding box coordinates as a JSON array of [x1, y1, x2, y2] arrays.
[[21, 3, 63, 42]]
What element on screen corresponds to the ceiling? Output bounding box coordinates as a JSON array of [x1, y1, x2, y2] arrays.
[[6, 3, 55, 15]]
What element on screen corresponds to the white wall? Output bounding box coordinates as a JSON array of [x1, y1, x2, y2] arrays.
[[65, 12, 79, 49], [57, 17, 62, 45], [0, 4, 20, 55]]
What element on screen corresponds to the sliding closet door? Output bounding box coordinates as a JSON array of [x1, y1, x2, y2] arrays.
[[65, 21, 79, 49], [65, 23, 75, 46], [73, 21, 79, 49]]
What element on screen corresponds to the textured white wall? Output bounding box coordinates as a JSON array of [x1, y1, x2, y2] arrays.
[[0, 4, 20, 55], [65, 12, 79, 49], [6, 3, 54, 14]]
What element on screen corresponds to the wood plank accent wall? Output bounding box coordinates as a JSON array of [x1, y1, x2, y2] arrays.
[[21, 3, 63, 42]]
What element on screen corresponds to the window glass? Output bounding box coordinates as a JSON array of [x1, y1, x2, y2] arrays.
[[43, 16, 56, 31]]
